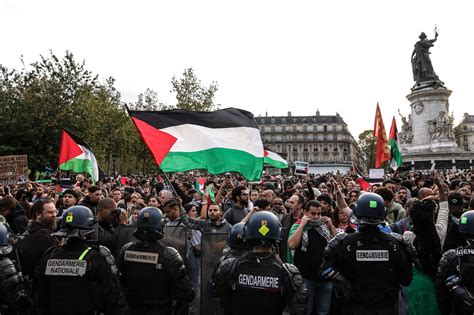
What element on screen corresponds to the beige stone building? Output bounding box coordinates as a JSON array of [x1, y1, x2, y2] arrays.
[[257, 110, 362, 172], [456, 113, 474, 152]]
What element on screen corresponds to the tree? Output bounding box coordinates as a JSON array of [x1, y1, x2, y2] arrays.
[[170, 68, 218, 111], [358, 130, 376, 171]]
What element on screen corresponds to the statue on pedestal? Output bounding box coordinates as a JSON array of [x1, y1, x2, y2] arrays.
[[411, 27, 444, 90]]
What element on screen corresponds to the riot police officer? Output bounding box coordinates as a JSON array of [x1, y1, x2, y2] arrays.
[[220, 222, 249, 262], [0, 223, 30, 312], [119, 207, 193, 315], [321, 192, 413, 314], [214, 211, 307, 315], [436, 210, 474, 314], [34, 205, 128, 315]]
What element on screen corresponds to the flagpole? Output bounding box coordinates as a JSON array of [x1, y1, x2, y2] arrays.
[[158, 168, 180, 198]]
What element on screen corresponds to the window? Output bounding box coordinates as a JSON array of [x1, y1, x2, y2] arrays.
[[260, 118, 265, 124], [271, 118, 275, 123], [271, 135, 275, 142], [282, 135, 286, 142], [323, 125, 327, 132], [464, 145, 469, 151], [333, 125, 336, 131], [277, 145, 280, 151], [324, 135, 327, 141], [282, 118, 286, 123], [464, 125, 468, 131], [282, 126, 286, 132], [303, 134, 308, 142], [304, 144, 308, 151], [260, 126, 264, 132], [293, 126, 297, 132], [463, 135, 468, 141], [303, 125, 307, 132], [293, 134, 297, 141], [271, 126, 275, 133], [324, 145, 328, 152]]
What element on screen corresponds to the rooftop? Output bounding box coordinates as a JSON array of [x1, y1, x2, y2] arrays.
[[257, 111, 346, 125]]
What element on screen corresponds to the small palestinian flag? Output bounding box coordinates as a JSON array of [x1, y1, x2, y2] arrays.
[[264, 149, 288, 168], [58, 129, 99, 183], [195, 177, 207, 191], [352, 162, 371, 192], [128, 108, 264, 181]]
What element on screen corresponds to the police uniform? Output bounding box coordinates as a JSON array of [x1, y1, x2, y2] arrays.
[[436, 210, 474, 314], [322, 193, 413, 315], [35, 239, 127, 315], [0, 224, 30, 312], [214, 212, 307, 315], [118, 206, 193, 315], [34, 205, 128, 315], [119, 240, 193, 314]]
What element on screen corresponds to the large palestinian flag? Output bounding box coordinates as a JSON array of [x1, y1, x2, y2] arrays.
[[58, 129, 99, 183], [128, 108, 264, 181]]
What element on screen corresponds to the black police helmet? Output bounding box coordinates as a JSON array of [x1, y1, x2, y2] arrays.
[[244, 211, 282, 241], [353, 192, 387, 225], [459, 210, 474, 236], [54, 206, 96, 238], [0, 224, 12, 255], [134, 207, 165, 241], [228, 222, 247, 249]]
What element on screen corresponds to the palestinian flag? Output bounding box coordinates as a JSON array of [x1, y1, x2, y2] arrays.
[[128, 108, 264, 181], [389, 116, 403, 171], [352, 162, 372, 192], [195, 177, 207, 191], [264, 149, 288, 168], [58, 129, 99, 183]]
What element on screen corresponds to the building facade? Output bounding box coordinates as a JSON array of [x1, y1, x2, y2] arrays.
[[257, 110, 362, 168], [456, 113, 474, 152]]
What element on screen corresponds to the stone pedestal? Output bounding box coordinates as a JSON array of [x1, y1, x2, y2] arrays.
[[401, 87, 459, 154], [399, 86, 472, 169]]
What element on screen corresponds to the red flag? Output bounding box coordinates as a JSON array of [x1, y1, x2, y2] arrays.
[[373, 103, 390, 168]]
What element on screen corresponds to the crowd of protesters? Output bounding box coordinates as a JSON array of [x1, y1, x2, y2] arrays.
[[0, 168, 473, 314]]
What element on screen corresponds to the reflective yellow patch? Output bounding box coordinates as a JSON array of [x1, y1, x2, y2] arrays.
[[259, 224, 270, 236], [65, 212, 73, 223]]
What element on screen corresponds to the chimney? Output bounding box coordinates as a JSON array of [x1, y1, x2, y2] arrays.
[[288, 111, 291, 117], [316, 109, 320, 116]]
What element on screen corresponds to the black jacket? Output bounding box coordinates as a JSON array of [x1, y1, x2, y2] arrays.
[[79, 196, 98, 215], [6, 204, 28, 235]]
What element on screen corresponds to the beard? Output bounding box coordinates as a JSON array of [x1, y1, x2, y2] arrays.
[[40, 217, 57, 231]]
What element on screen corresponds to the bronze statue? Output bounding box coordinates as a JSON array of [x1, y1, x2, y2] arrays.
[[411, 29, 444, 90]]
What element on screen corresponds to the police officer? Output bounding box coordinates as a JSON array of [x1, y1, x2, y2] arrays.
[[220, 222, 249, 262], [119, 207, 193, 315], [436, 210, 474, 314], [34, 205, 128, 315], [214, 211, 307, 315], [321, 192, 413, 314], [0, 224, 30, 312]]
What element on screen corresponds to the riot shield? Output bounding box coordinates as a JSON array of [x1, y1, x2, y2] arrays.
[[13, 234, 57, 279], [200, 232, 228, 315], [116, 225, 139, 254], [162, 225, 188, 265]]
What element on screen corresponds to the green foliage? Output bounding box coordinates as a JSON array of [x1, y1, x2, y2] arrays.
[[171, 68, 219, 111], [0, 53, 220, 176], [358, 129, 376, 171]]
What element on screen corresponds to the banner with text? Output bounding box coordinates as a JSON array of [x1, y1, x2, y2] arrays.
[[0, 155, 28, 185]]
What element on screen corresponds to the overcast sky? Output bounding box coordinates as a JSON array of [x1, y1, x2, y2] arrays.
[[2, 0, 473, 138]]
